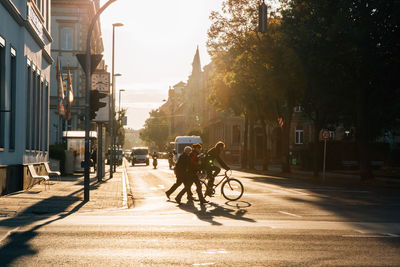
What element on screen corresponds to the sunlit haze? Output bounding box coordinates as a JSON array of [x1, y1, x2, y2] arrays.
[[99, 0, 223, 129]]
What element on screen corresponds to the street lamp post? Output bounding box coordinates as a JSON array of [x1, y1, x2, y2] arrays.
[[119, 89, 125, 115], [83, 0, 118, 201], [110, 22, 123, 178], [116, 88, 126, 154], [111, 73, 122, 174]]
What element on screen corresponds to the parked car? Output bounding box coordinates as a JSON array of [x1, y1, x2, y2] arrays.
[[131, 147, 149, 166]]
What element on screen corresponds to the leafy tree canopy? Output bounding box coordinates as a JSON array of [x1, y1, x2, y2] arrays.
[[140, 109, 169, 151]]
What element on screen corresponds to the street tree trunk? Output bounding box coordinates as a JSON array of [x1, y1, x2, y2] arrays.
[[281, 114, 292, 173], [357, 4, 374, 181], [241, 112, 248, 169], [248, 112, 255, 170], [357, 84, 373, 181], [313, 123, 321, 178], [261, 118, 269, 171]]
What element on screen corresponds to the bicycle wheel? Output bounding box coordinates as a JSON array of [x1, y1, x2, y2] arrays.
[[191, 179, 208, 198], [221, 178, 244, 201]]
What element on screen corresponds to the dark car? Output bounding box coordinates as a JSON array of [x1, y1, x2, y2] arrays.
[[131, 147, 149, 166]]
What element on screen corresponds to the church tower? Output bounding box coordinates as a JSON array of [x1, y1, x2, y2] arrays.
[[191, 46, 202, 77], [183, 46, 204, 131]]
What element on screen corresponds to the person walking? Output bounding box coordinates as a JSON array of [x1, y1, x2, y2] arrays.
[[165, 146, 193, 200], [91, 146, 97, 172], [176, 143, 207, 205], [204, 141, 230, 197]]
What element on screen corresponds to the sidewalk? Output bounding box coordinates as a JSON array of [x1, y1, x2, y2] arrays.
[[0, 164, 127, 218]]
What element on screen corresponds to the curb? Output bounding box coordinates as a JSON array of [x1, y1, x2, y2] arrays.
[[122, 158, 132, 208]]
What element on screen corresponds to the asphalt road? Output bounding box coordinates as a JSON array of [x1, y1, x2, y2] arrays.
[[1, 159, 399, 266]]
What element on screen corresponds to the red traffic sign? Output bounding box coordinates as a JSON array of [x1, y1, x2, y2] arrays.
[[321, 130, 330, 140]]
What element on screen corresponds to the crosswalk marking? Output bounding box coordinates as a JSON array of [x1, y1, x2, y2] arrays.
[[279, 211, 302, 218]]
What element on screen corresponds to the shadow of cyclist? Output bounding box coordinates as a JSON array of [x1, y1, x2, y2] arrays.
[[177, 200, 256, 226]]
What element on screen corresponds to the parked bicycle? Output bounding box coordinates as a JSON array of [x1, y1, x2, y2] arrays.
[[194, 170, 244, 201]]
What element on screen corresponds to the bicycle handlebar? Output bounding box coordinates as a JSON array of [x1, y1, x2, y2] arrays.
[[225, 169, 232, 177]]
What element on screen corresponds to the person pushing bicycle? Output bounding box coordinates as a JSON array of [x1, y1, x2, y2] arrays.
[[204, 141, 230, 197]]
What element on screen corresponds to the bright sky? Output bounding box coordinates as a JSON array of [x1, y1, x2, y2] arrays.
[[99, 0, 223, 129]]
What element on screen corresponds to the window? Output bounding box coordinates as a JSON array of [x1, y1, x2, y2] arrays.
[[9, 48, 16, 150], [329, 131, 335, 140], [295, 129, 304, 144], [294, 105, 304, 112], [31, 69, 39, 151], [0, 37, 5, 150], [35, 74, 41, 151], [26, 64, 32, 150], [43, 83, 49, 152], [232, 125, 241, 145], [61, 28, 73, 50], [38, 80, 43, 152]]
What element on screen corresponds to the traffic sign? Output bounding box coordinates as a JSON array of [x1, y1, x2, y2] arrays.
[[321, 130, 330, 140], [76, 54, 103, 74]]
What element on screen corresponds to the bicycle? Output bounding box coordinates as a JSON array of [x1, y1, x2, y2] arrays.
[[194, 170, 244, 201]]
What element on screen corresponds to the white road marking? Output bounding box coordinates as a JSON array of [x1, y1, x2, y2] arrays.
[[158, 184, 165, 189], [279, 188, 309, 196], [342, 234, 400, 238], [385, 233, 400, 237], [279, 211, 303, 218], [48, 215, 400, 234], [203, 249, 228, 254], [160, 169, 174, 174], [0, 227, 20, 244], [311, 189, 370, 193], [150, 187, 161, 191]]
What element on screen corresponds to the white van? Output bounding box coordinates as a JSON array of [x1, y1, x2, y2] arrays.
[[173, 136, 203, 163]]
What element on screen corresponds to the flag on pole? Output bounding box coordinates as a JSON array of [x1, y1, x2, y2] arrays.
[[65, 67, 74, 121], [56, 57, 65, 116]]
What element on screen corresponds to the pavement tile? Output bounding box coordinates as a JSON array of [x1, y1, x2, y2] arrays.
[[0, 166, 126, 218]]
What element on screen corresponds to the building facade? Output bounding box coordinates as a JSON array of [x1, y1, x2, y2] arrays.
[[0, 0, 53, 195], [49, 0, 104, 145], [161, 48, 246, 165]]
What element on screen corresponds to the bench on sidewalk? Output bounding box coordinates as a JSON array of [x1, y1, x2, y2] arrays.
[[44, 161, 61, 181], [28, 165, 50, 190]]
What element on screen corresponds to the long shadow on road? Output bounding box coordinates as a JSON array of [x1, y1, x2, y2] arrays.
[[0, 177, 107, 266], [178, 200, 256, 226], [238, 170, 400, 247]]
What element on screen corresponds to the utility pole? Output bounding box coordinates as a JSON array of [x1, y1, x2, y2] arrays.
[[82, 0, 117, 201], [110, 23, 124, 177]]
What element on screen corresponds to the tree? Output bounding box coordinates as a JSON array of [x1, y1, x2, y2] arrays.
[[280, 0, 400, 179], [116, 108, 127, 148], [207, 0, 305, 172], [140, 109, 169, 151], [123, 129, 145, 150], [281, 0, 350, 176]]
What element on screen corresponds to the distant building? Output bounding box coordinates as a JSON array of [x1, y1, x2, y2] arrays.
[[161, 48, 245, 165], [49, 0, 105, 145], [162, 48, 398, 170], [0, 0, 53, 195]]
